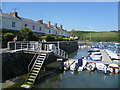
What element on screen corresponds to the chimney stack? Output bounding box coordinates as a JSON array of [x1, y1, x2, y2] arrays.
[[37, 20, 43, 24], [60, 25, 63, 30], [54, 23, 57, 28], [9, 12, 18, 17], [48, 21, 51, 27]]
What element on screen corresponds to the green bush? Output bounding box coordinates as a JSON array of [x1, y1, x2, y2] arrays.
[[2, 33, 15, 41], [63, 38, 70, 41], [44, 34, 56, 41], [57, 37, 64, 41]]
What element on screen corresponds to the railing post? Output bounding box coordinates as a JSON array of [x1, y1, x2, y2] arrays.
[[15, 42, 16, 50], [47, 44, 49, 51], [21, 42, 22, 49], [7, 42, 10, 50], [27, 42, 28, 50], [40, 43, 42, 52], [33, 42, 35, 51]]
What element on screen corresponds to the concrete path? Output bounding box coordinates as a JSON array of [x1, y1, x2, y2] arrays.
[[100, 49, 112, 62]]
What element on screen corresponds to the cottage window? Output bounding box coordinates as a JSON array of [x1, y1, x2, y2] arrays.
[[25, 24, 27, 27], [12, 22, 15, 27], [33, 25, 35, 30], [49, 30, 51, 33], [39, 27, 41, 31]]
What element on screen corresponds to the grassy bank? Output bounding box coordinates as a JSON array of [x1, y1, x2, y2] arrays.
[[70, 30, 119, 42]]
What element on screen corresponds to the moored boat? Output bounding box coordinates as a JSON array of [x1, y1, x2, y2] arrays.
[[88, 48, 100, 52], [96, 63, 110, 73], [86, 62, 96, 71], [90, 52, 101, 55], [108, 64, 119, 74], [70, 61, 78, 71], [77, 59, 87, 71], [89, 55, 102, 61]]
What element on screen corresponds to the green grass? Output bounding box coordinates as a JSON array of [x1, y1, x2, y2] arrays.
[[70, 30, 119, 42]]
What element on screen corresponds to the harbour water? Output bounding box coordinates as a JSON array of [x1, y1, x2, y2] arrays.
[[33, 42, 119, 88]]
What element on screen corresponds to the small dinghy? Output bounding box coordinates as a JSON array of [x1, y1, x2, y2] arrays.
[[108, 64, 119, 74], [86, 62, 96, 71], [70, 61, 78, 71], [96, 63, 110, 73]]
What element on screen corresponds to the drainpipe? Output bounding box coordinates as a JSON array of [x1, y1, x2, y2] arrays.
[[57, 42, 60, 55]]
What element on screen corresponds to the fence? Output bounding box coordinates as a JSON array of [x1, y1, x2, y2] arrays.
[[7, 41, 68, 58]]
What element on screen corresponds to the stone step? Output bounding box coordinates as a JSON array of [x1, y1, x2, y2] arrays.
[[21, 84, 31, 88], [37, 58, 44, 60], [34, 65, 41, 68], [37, 61, 43, 63], [39, 56, 45, 58], [25, 81, 33, 85], [35, 63, 42, 66], [28, 78, 35, 82], [40, 54, 46, 56], [33, 67, 40, 70], [32, 70, 39, 73], [30, 73, 38, 76], [29, 75, 36, 79]]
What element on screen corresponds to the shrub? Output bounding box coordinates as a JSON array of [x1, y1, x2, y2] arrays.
[[57, 37, 64, 41], [44, 34, 56, 41], [2, 33, 15, 41]]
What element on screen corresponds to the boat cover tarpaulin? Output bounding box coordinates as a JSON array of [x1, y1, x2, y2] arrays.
[[78, 59, 83, 66]]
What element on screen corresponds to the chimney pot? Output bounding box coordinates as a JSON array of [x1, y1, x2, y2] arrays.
[[48, 21, 50, 27], [37, 20, 43, 24], [9, 12, 18, 17], [54, 23, 57, 28], [60, 25, 63, 30]]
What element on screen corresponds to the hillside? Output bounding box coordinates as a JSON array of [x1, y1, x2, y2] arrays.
[[69, 30, 119, 42]]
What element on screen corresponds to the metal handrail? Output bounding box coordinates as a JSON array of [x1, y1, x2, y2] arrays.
[[28, 52, 38, 71], [8, 41, 68, 58]]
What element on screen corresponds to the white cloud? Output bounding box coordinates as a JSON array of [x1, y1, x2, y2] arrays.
[[86, 27, 94, 30]]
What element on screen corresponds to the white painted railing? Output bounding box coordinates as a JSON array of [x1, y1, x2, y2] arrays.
[[7, 41, 68, 58]]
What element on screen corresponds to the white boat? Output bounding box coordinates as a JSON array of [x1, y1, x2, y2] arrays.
[[109, 54, 120, 60], [70, 61, 78, 71], [90, 52, 101, 55], [86, 63, 96, 71], [88, 48, 100, 52], [77, 59, 87, 71], [96, 63, 110, 73], [108, 64, 119, 74], [90, 55, 102, 61], [113, 60, 120, 65]]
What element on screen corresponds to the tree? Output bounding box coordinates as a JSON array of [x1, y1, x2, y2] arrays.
[[19, 27, 34, 41], [2, 33, 15, 41]]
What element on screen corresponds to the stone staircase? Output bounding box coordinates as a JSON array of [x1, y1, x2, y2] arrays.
[[21, 53, 47, 89]]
